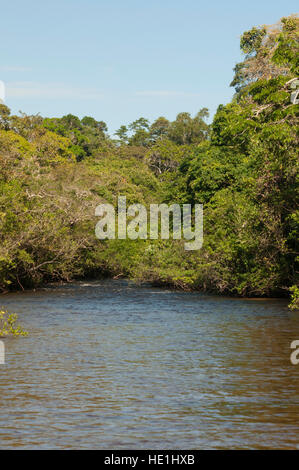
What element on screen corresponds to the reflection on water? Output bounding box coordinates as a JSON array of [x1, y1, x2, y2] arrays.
[[0, 280, 298, 449]]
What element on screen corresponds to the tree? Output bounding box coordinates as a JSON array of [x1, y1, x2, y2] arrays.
[[128, 117, 150, 133], [81, 116, 107, 132], [149, 117, 170, 142], [167, 109, 209, 145], [114, 125, 129, 143], [0, 104, 11, 130]]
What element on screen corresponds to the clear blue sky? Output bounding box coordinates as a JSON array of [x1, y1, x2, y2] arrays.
[[1, 0, 297, 134]]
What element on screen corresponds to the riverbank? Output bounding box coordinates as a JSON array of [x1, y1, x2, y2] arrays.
[[0, 275, 294, 300]]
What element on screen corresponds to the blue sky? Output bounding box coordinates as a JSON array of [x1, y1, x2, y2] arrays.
[[1, 0, 297, 134]]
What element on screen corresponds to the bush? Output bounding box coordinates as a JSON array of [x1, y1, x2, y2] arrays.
[[0, 309, 28, 337], [289, 286, 299, 311]]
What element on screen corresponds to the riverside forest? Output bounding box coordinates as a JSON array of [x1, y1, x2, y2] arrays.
[[0, 16, 298, 305]]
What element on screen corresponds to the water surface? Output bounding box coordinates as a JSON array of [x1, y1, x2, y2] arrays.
[[0, 280, 298, 449]]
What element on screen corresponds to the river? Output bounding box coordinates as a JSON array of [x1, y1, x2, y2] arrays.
[[0, 280, 298, 449]]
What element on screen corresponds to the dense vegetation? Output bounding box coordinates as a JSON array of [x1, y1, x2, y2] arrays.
[[0, 309, 28, 337], [0, 15, 298, 300]]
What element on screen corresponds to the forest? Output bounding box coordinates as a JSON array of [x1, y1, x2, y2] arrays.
[[0, 15, 298, 304]]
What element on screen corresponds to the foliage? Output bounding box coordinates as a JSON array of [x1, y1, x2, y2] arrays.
[[0, 15, 298, 303], [288, 285, 299, 310], [231, 15, 299, 92], [114, 108, 209, 147], [43, 114, 109, 161]]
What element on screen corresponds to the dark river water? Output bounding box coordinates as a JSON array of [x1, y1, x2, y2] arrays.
[[0, 280, 298, 449]]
